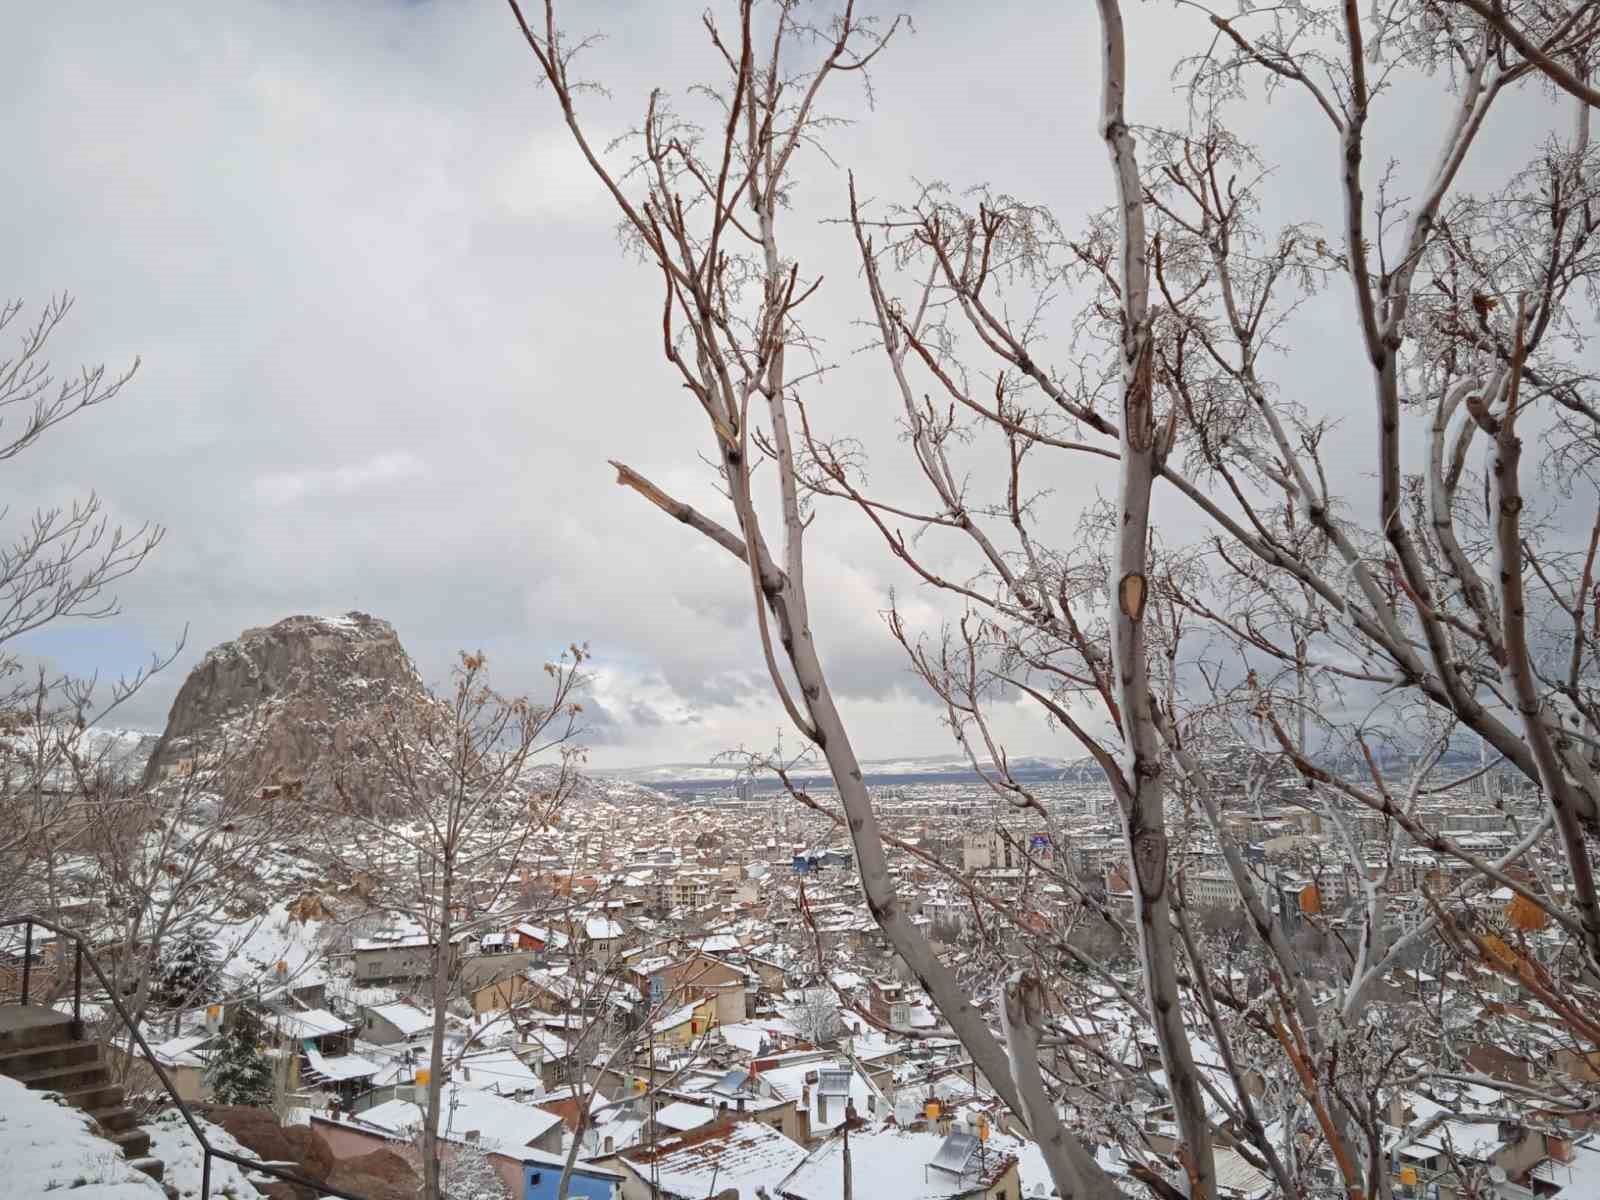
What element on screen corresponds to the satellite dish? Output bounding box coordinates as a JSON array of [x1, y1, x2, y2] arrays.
[[1488, 1166, 1508, 1183]]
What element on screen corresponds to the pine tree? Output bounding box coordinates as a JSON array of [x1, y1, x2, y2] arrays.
[[153, 929, 222, 1009], [204, 1024, 275, 1107]]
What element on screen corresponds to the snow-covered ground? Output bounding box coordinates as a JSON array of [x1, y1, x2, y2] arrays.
[[0, 1075, 163, 1199], [142, 1109, 265, 1200]]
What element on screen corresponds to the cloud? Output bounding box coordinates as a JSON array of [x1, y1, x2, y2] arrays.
[[254, 451, 428, 507], [1, 0, 1585, 768]]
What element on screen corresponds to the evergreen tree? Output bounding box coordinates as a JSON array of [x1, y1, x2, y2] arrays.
[[153, 929, 222, 1010], [204, 1023, 275, 1107]]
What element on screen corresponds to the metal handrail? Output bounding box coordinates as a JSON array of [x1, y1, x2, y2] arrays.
[[1, 913, 369, 1200]]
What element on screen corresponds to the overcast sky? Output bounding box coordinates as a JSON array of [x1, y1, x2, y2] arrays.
[[2, 0, 1582, 767]]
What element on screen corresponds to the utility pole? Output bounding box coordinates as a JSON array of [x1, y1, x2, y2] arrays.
[[842, 1098, 858, 1200]]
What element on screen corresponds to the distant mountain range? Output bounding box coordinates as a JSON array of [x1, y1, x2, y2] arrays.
[[588, 753, 1109, 794], [589, 740, 1503, 797]]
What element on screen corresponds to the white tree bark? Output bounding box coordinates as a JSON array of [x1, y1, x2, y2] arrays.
[[1095, 1, 1217, 1194]]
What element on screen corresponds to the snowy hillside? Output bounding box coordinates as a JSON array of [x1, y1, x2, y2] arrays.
[[0, 1075, 163, 1197]]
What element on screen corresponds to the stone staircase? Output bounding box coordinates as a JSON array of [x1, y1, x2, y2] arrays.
[[0, 1006, 165, 1185]]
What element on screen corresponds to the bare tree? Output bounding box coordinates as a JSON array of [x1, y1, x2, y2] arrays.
[[511, 1, 1600, 1197], [0, 292, 167, 912], [24, 714, 301, 1087], [322, 649, 585, 1200], [498, 935, 725, 1200], [0, 294, 161, 660], [440, 1138, 513, 1200]]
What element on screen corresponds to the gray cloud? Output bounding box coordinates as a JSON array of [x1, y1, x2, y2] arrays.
[[1, 0, 1584, 766]]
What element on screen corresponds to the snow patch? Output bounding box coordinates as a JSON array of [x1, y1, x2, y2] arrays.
[[0, 1075, 163, 1197], [142, 1109, 265, 1200]]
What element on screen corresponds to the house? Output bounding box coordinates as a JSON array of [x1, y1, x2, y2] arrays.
[[634, 952, 749, 1026], [651, 997, 719, 1047], [360, 1001, 434, 1045], [792, 848, 855, 875], [260, 1006, 379, 1100], [143, 1033, 216, 1102], [693, 1066, 802, 1143], [318, 1082, 567, 1198], [455, 1046, 548, 1100], [472, 973, 536, 1014], [459, 951, 550, 992], [351, 928, 456, 983], [744, 1052, 888, 1144], [509, 924, 569, 958], [521, 1148, 622, 1200], [867, 978, 912, 1033], [776, 1121, 1019, 1199], [473, 966, 580, 1016], [615, 1118, 808, 1200], [570, 915, 631, 966], [480, 932, 513, 955], [497, 1027, 576, 1092], [740, 955, 790, 993]]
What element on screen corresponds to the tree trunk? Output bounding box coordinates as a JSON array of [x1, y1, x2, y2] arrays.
[[1094, 0, 1216, 1194], [423, 870, 452, 1200]]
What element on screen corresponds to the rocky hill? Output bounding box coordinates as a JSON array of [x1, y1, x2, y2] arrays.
[[143, 612, 429, 812], [143, 612, 669, 814]]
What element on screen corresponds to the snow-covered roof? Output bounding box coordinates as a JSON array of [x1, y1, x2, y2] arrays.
[[514, 923, 569, 948], [270, 1008, 350, 1039], [1533, 1138, 1600, 1193], [455, 1048, 545, 1097], [304, 1044, 379, 1082], [753, 1057, 883, 1117], [652, 1002, 701, 1034], [1213, 1146, 1273, 1198], [619, 1119, 807, 1198], [652, 1101, 716, 1132], [583, 916, 626, 940], [365, 1002, 433, 1038], [351, 931, 431, 951], [778, 1126, 1015, 1199], [151, 1033, 214, 1068], [715, 1019, 797, 1055], [355, 1083, 563, 1154], [510, 1027, 570, 1060]]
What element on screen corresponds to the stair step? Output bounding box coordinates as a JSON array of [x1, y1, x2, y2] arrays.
[[0, 1008, 76, 1053], [129, 1156, 165, 1183], [56, 1080, 126, 1111], [0, 1038, 98, 1076], [88, 1103, 139, 1132], [107, 1126, 151, 1159], [12, 1060, 108, 1093]]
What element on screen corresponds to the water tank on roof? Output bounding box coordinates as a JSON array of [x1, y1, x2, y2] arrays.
[[894, 1091, 918, 1125]]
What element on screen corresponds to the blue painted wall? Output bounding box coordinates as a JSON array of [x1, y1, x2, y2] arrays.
[[523, 1163, 616, 1200]]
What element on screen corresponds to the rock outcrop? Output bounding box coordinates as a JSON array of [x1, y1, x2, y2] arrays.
[[144, 612, 428, 812]]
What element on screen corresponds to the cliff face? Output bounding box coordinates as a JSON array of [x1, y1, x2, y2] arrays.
[[144, 612, 427, 811]]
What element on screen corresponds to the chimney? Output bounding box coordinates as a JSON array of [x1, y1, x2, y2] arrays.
[[603, 1135, 614, 1155]]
